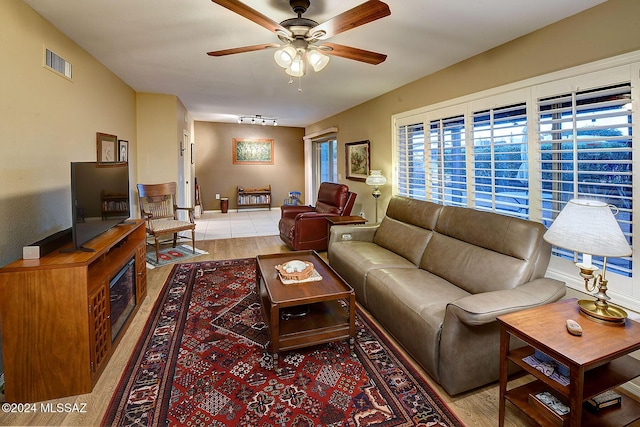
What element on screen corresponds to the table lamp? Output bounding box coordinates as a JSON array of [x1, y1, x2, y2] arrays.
[[543, 199, 632, 323], [365, 170, 386, 222]]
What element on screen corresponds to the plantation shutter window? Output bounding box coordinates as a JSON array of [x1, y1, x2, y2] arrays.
[[539, 83, 633, 276], [472, 103, 529, 219], [429, 116, 467, 206], [396, 122, 427, 200]]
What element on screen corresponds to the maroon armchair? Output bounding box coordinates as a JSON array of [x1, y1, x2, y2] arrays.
[[279, 182, 357, 251]]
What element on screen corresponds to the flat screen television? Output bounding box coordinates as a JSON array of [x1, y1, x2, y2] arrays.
[[70, 162, 130, 251]]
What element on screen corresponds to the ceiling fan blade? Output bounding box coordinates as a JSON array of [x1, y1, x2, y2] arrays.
[[320, 42, 387, 65], [309, 0, 390, 39], [211, 0, 291, 37], [207, 43, 280, 56]]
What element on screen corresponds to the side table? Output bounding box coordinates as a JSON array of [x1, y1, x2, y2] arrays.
[[498, 298, 640, 427]]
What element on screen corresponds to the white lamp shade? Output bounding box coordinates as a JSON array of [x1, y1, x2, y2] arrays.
[[365, 170, 387, 187], [307, 49, 330, 72], [543, 199, 632, 257], [274, 46, 296, 68], [286, 53, 305, 77]]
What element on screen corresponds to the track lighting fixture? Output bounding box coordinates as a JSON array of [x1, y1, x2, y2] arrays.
[[237, 115, 278, 126]]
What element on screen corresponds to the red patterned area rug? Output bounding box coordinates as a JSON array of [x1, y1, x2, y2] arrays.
[[103, 258, 464, 427]]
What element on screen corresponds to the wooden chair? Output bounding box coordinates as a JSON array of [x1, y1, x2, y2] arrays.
[[137, 182, 196, 262]]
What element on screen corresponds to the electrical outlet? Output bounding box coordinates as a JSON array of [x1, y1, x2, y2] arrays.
[[216, 194, 220, 199], [359, 211, 365, 218]]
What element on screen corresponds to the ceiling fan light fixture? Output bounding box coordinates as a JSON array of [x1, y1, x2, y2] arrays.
[[274, 46, 296, 68], [209, 0, 390, 90], [286, 53, 306, 77], [307, 49, 329, 72]]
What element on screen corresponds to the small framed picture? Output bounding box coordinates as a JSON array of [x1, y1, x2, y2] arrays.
[[345, 140, 370, 181], [118, 140, 129, 163], [97, 132, 118, 164]]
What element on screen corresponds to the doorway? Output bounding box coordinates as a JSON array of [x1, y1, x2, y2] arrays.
[[177, 129, 192, 219], [312, 137, 338, 196]]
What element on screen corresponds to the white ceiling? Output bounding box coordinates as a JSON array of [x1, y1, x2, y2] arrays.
[[23, 0, 605, 127]]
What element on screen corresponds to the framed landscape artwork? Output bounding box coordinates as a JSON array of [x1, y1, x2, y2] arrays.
[[233, 138, 274, 165], [345, 140, 370, 181]]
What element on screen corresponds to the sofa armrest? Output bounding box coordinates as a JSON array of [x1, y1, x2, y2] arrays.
[[329, 223, 379, 244], [446, 278, 566, 326]]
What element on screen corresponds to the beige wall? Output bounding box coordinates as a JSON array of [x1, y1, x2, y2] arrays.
[[194, 122, 305, 210], [306, 0, 640, 221], [136, 93, 181, 185], [135, 93, 194, 215], [0, 0, 137, 267]]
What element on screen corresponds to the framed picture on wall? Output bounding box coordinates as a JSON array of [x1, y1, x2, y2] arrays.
[[232, 138, 274, 165], [97, 132, 118, 164], [118, 140, 129, 163], [345, 140, 370, 181]]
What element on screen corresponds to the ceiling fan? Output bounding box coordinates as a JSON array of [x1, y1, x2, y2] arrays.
[[207, 0, 391, 78]]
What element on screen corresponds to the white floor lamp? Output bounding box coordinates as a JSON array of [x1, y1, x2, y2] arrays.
[[365, 170, 387, 222]]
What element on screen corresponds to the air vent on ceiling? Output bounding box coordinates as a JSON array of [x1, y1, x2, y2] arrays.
[[44, 48, 72, 79]]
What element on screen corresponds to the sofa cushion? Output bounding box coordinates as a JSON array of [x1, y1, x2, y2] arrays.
[[420, 205, 548, 294], [373, 217, 433, 265], [384, 196, 442, 229], [365, 267, 470, 381], [422, 233, 533, 294], [328, 241, 416, 305], [372, 196, 442, 265], [434, 204, 546, 265]]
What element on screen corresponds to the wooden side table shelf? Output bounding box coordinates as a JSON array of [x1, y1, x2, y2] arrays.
[[498, 298, 640, 427]]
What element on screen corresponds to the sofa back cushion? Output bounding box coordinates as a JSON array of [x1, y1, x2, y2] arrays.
[[373, 196, 442, 265], [421, 205, 550, 293]]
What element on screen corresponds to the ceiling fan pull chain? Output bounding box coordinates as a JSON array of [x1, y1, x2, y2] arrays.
[[298, 75, 303, 92]]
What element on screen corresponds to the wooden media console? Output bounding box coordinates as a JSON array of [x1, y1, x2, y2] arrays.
[[0, 219, 147, 403]]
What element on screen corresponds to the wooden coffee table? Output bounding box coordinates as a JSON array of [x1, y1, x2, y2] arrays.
[[256, 250, 356, 371]]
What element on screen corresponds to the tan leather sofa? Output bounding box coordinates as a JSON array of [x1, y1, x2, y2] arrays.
[[328, 196, 566, 395]]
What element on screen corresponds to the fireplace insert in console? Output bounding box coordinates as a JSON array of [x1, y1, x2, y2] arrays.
[[110, 258, 136, 341]]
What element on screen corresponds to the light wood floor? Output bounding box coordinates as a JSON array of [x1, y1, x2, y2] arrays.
[[0, 236, 540, 426]]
